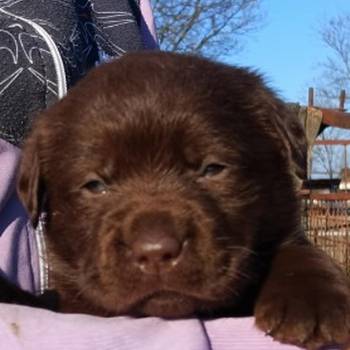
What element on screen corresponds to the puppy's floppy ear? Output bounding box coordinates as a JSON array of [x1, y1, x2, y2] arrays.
[[272, 105, 308, 188], [255, 87, 307, 189], [17, 133, 44, 227]]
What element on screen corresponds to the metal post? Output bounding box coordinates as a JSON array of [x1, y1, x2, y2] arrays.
[[339, 90, 346, 111], [308, 87, 314, 107]]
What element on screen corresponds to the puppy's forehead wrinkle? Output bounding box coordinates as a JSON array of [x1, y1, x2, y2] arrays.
[[67, 119, 235, 177]]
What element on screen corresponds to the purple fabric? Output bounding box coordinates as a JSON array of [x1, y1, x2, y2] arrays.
[[0, 139, 39, 294], [140, 0, 159, 49], [0, 304, 308, 350]]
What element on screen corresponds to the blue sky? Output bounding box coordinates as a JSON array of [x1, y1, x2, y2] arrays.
[[227, 0, 350, 103]]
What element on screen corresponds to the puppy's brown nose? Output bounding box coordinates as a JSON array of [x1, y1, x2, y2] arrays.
[[131, 231, 182, 274]]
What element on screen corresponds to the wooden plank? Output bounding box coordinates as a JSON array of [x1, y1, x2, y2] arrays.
[[302, 192, 350, 200], [320, 108, 350, 129], [314, 139, 350, 145]]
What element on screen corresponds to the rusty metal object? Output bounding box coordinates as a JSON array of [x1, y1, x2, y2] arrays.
[[301, 192, 350, 274], [308, 87, 314, 107], [305, 87, 349, 129], [302, 89, 350, 274], [314, 139, 350, 146], [320, 108, 350, 129], [339, 90, 346, 111]]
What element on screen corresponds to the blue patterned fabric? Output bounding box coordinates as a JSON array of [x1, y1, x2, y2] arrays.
[[0, 0, 145, 146]]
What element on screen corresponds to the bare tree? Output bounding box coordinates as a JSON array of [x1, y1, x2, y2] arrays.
[[310, 14, 350, 180], [315, 14, 350, 107], [152, 0, 264, 58], [312, 129, 348, 179]]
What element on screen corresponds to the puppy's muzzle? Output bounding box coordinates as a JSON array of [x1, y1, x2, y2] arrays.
[[127, 211, 188, 275]]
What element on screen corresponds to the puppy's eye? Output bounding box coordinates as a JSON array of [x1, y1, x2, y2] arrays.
[[82, 180, 108, 194], [201, 164, 226, 177]]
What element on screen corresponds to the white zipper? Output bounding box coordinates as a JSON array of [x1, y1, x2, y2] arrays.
[[35, 214, 49, 294], [0, 8, 67, 99]]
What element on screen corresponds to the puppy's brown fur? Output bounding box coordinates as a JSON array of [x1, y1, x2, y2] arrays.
[[13, 52, 350, 348]]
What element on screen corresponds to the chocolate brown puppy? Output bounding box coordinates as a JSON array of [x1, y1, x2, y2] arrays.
[[13, 52, 350, 348]]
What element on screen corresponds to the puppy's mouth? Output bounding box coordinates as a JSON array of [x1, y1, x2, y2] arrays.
[[128, 291, 201, 318]]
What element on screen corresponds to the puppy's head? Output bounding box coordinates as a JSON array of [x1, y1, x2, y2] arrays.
[[18, 52, 306, 317]]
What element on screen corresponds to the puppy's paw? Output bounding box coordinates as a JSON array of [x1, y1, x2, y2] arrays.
[[254, 282, 350, 349]]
